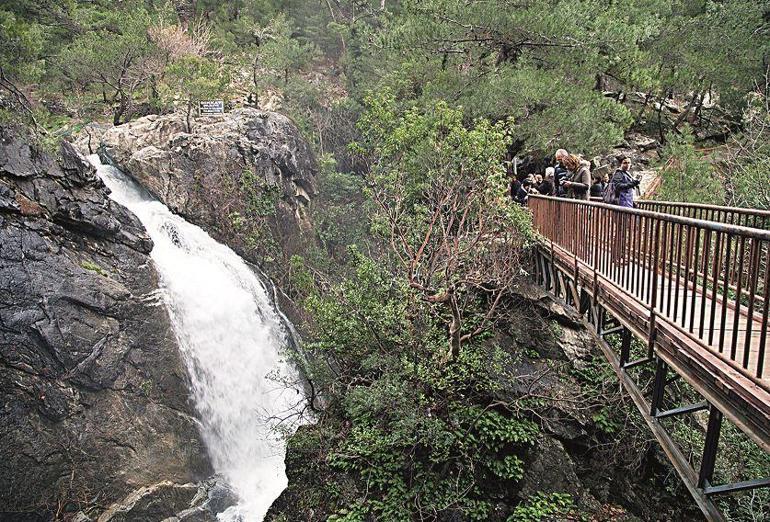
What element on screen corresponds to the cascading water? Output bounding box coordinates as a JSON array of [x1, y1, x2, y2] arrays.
[[89, 155, 304, 521]]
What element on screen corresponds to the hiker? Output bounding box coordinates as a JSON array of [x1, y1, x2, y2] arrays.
[[510, 177, 528, 205], [537, 168, 555, 196], [590, 171, 606, 198], [553, 149, 570, 197], [560, 154, 591, 201], [606, 156, 640, 207]]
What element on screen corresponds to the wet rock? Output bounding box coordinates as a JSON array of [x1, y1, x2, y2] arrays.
[[72, 122, 111, 156], [98, 478, 236, 522], [0, 124, 212, 518], [97, 482, 202, 522]]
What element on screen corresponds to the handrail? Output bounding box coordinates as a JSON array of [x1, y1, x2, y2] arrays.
[[531, 195, 770, 241], [529, 194, 770, 384], [587, 196, 770, 230], [637, 199, 770, 218], [636, 200, 770, 230]]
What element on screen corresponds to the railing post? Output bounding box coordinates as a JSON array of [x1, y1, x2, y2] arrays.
[[648, 220, 661, 358]]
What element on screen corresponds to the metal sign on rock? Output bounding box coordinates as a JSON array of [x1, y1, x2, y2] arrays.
[[199, 100, 225, 115]]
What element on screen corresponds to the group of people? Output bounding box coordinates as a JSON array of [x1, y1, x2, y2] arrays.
[[511, 149, 641, 208]]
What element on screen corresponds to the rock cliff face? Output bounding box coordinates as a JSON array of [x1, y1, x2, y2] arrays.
[[97, 109, 318, 273], [0, 125, 212, 519]]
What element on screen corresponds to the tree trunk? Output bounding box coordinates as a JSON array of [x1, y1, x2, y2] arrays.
[[632, 93, 651, 127], [673, 88, 702, 131], [149, 75, 159, 109], [656, 94, 666, 143], [186, 101, 192, 133], [0, 66, 40, 130], [447, 291, 462, 361], [693, 83, 711, 124]]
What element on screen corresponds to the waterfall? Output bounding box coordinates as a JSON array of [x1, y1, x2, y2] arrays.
[[89, 155, 303, 521]]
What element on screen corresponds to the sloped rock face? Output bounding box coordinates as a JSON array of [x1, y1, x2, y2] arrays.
[[0, 126, 212, 519], [98, 109, 318, 271]]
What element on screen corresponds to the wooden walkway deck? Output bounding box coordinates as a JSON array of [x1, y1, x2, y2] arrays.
[[528, 195, 770, 522], [626, 261, 768, 388]]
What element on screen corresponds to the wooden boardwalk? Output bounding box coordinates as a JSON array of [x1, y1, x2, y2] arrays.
[[619, 259, 769, 388], [528, 195, 770, 522]]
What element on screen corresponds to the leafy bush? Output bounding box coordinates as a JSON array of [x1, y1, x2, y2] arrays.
[[658, 127, 722, 204], [508, 492, 574, 522]]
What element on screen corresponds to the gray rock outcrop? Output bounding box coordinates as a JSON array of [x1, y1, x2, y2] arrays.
[[0, 125, 212, 519], [97, 109, 318, 272]]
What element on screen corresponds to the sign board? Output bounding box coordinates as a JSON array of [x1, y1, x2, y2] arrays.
[[199, 100, 224, 115]]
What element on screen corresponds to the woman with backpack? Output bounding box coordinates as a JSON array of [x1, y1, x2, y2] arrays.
[[606, 156, 640, 207]]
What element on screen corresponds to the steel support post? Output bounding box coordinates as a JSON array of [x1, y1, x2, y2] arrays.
[[698, 405, 723, 489], [650, 357, 668, 416], [619, 327, 632, 367]]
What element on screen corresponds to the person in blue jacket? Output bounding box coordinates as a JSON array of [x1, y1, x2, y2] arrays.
[[609, 156, 640, 207]]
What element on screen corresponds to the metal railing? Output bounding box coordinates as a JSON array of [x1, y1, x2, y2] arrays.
[[635, 200, 770, 230], [530, 195, 770, 383]]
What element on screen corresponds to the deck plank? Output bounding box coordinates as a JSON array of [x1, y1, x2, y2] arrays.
[[594, 255, 769, 388]]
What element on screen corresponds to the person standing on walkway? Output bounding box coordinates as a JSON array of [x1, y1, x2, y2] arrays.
[[561, 154, 591, 201], [590, 171, 606, 198], [554, 149, 570, 197], [608, 156, 640, 208]]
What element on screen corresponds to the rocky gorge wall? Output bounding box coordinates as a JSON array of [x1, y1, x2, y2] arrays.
[[85, 108, 318, 282], [0, 125, 215, 519]]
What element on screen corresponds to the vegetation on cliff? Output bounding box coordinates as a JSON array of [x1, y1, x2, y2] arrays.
[[2, 1, 770, 520]]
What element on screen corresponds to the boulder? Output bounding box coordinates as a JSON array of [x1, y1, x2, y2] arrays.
[[96, 109, 318, 270], [0, 124, 212, 519], [519, 436, 602, 512]]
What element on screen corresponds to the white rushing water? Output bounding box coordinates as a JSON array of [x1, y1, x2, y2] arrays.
[[89, 155, 303, 521]]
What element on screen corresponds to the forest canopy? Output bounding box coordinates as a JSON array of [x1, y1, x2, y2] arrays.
[[1, 1, 768, 153]]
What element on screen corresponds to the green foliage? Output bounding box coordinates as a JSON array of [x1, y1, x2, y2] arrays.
[[658, 127, 722, 204], [240, 169, 279, 217], [340, 0, 767, 155], [55, 4, 160, 124], [0, 8, 44, 82], [297, 245, 541, 520], [256, 13, 317, 84], [312, 153, 369, 258], [161, 55, 230, 129], [723, 92, 770, 212], [508, 492, 574, 522], [355, 91, 532, 355]]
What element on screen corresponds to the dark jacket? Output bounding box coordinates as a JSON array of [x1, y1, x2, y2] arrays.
[[590, 182, 605, 198], [511, 179, 528, 205], [554, 164, 569, 196], [537, 180, 554, 196], [610, 169, 639, 207]]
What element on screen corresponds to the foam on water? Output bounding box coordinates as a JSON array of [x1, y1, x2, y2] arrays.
[[90, 155, 303, 521]]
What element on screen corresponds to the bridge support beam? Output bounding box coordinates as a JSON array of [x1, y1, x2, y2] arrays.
[[619, 327, 632, 367], [531, 246, 770, 521], [698, 405, 723, 489], [650, 358, 668, 417]]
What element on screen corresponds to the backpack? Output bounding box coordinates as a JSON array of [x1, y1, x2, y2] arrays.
[[603, 179, 620, 205]]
